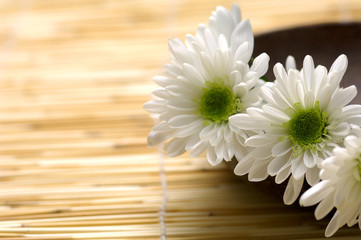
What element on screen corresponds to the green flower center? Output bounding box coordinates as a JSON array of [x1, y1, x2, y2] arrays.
[[198, 81, 243, 123], [288, 108, 327, 149]]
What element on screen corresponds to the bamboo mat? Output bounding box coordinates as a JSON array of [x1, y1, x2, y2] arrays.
[[0, 0, 360, 239]]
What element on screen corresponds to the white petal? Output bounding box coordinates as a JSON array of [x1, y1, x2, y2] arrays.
[[266, 126, 288, 136], [352, 124, 361, 138], [305, 166, 320, 186], [176, 79, 202, 97], [214, 6, 234, 39], [318, 84, 332, 111], [344, 115, 361, 125], [263, 105, 290, 122], [208, 16, 217, 35], [299, 180, 333, 206], [302, 55, 315, 91], [268, 154, 291, 176], [331, 85, 357, 109], [189, 141, 207, 157], [232, 138, 248, 160], [215, 141, 227, 160], [183, 63, 205, 84], [152, 121, 171, 133], [233, 81, 247, 97], [204, 28, 218, 57], [147, 131, 172, 146], [230, 3, 241, 24], [185, 134, 200, 149], [284, 69, 298, 101], [248, 158, 269, 182], [218, 34, 229, 52], [214, 49, 230, 77], [273, 63, 287, 84], [272, 139, 293, 156], [342, 104, 361, 117], [304, 91, 315, 109], [325, 211, 341, 237], [169, 115, 201, 128], [167, 98, 197, 110], [234, 42, 252, 63], [260, 85, 277, 106], [229, 113, 265, 130], [283, 176, 304, 205], [314, 195, 334, 220], [246, 134, 272, 147], [314, 66, 327, 98], [275, 165, 291, 184], [200, 52, 215, 78], [159, 108, 190, 121], [209, 126, 225, 146], [207, 147, 222, 166], [164, 63, 183, 78], [153, 76, 173, 87], [291, 156, 307, 180], [250, 53, 270, 77], [296, 81, 305, 106], [285, 55, 296, 71], [344, 135, 360, 152], [303, 150, 316, 168], [196, 23, 207, 42], [230, 20, 253, 57], [168, 38, 193, 64], [165, 138, 187, 157], [270, 85, 294, 109], [173, 120, 203, 138], [246, 107, 270, 121], [343, 205, 358, 227], [223, 144, 233, 161], [330, 54, 348, 77], [251, 144, 274, 159], [152, 88, 170, 100], [223, 124, 233, 142], [234, 153, 254, 176], [328, 122, 350, 136], [327, 71, 343, 91], [189, 37, 207, 54], [185, 33, 197, 48], [232, 58, 248, 76], [334, 179, 356, 206], [165, 85, 184, 96], [144, 100, 166, 113], [199, 123, 216, 141], [347, 190, 361, 226]]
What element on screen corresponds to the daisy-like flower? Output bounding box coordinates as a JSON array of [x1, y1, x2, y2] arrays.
[[300, 125, 361, 237], [144, 4, 270, 165], [229, 54, 361, 204]]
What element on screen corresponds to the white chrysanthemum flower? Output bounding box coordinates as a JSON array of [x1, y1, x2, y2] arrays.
[[229, 54, 361, 204], [300, 125, 361, 237], [144, 4, 270, 165]]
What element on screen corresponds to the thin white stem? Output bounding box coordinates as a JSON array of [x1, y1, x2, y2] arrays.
[[158, 144, 168, 240]]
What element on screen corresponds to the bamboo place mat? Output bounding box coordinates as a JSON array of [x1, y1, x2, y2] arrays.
[[0, 0, 361, 239]]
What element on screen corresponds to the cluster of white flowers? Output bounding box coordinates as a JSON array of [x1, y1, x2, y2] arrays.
[[144, 4, 269, 165], [300, 125, 361, 237], [144, 3, 361, 237]]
